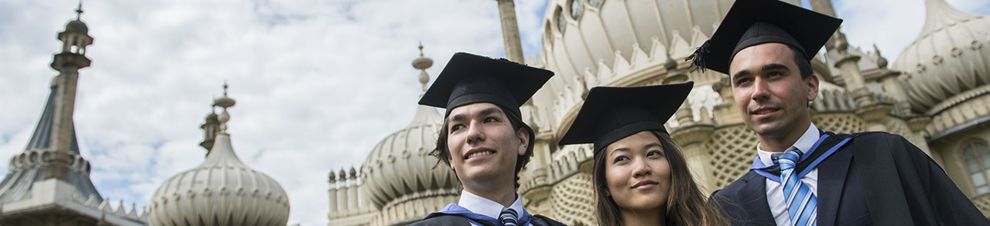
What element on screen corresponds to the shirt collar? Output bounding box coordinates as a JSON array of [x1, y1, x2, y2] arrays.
[[757, 123, 819, 166], [457, 189, 526, 220]]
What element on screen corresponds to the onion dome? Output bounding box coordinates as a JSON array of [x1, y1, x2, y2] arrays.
[[149, 85, 289, 226], [892, 0, 990, 113], [360, 45, 459, 220], [542, 0, 803, 78], [361, 105, 456, 208]]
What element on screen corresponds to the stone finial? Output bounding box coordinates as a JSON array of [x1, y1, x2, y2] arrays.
[[127, 203, 138, 217], [116, 200, 126, 215], [214, 82, 236, 132], [873, 44, 888, 68], [832, 31, 849, 54], [349, 167, 358, 180], [75, 0, 84, 21], [99, 198, 112, 212], [412, 43, 434, 91], [328, 171, 337, 183], [675, 101, 694, 125]]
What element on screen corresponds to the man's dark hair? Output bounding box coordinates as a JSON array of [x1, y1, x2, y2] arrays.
[[791, 46, 814, 79], [430, 105, 535, 188]]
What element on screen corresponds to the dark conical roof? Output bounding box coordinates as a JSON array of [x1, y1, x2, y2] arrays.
[[0, 84, 102, 204]]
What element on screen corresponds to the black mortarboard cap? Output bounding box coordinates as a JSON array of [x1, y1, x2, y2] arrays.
[[558, 82, 693, 153], [690, 0, 842, 74], [419, 52, 553, 119]]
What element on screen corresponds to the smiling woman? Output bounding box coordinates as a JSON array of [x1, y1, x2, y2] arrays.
[[559, 83, 727, 226]]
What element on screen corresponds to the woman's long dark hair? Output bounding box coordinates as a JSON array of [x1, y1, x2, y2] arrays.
[[593, 130, 728, 226]]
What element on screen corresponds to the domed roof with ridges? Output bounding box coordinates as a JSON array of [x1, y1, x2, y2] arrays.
[[65, 20, 88, 34], [893, 0, 990, 113], [148, 133, 290, 226], [361, 105, 459, 208], [541, 0, 808, 80]]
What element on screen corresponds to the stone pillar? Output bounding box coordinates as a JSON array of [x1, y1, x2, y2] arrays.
[[495, 0, 525, 63], [328, 173, 338, 215], [809, 0, 838, 16], [831, 31, 891, 131], [671, 102, 716, 194], [336, 170, 348, 216], [347, 170, 358, 211], [51, 69, 78, 153]]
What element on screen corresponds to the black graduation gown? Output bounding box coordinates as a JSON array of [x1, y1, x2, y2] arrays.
[[407, 213, 566, 226], [713, 132, 989, 226]]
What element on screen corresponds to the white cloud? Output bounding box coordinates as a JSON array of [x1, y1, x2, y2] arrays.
[[1, 0, 981, 225]]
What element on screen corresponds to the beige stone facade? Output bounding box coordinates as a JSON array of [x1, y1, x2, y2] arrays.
[[328, 0, 990, 225]]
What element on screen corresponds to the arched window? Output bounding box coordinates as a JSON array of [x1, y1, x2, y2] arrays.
[[569, 0, 584, 20], [963, 139, 990, 194], [555, 6, 567, 33]]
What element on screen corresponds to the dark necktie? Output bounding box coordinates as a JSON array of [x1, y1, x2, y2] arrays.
[[498, 208, 519, 226]]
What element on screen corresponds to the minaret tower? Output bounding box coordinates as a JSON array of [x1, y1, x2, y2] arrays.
[[198, 84, 224, 153], [0, 3, 150, 226], [495, 0, 525, 63], [0, 3, 102, 203], [47, 1, 94, 180]]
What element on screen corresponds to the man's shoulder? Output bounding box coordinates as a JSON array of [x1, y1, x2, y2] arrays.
[[713, 171, 759, 198], [408, 213, 472, 226], [531, 214, 567, 226], [846, 131, 903, 141], [842, 132, 918, 153]]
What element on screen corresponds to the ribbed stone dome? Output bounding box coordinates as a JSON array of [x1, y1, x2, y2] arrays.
[[65, 20, 88, 34], [540, 0, 800, 79], [893, 0, 990, 113], [148, 133, 290, 226], [360, 106, 459, 208]]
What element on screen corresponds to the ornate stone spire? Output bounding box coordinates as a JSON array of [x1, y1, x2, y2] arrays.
[[214, 82, 236, 132], [0, 2, 101, 206], [412, 42, 433, 92], [199, 101, 220, 152], [409, 44, 442, 127], [873, 44, 888, 68]]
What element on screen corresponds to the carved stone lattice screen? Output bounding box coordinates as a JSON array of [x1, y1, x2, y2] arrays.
[[549, 173, 596, 225], [812, 113, 867, 134], [708, 125, 759, 188]]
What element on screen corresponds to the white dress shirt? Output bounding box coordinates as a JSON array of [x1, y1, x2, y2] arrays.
[[756, 123, 820, 226], [458, 190, 531, 226]]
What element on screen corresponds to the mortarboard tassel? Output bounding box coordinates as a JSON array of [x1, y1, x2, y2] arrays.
[[687, 41, 711, 73]]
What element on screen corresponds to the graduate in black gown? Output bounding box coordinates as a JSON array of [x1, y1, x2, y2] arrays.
[[558, 82, 728, 226], [690, 0, 989, 225], [409, 52, 565, 226]]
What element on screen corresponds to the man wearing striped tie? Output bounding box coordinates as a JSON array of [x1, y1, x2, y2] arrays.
[[692, 0, 989, 225]]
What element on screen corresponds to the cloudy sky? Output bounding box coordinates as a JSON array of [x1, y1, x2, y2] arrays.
[[0, 0, 987, 225]]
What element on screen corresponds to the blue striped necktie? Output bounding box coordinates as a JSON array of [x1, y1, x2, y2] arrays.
[[777, 147, 817, 226], [499, 208, 519, 226]]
